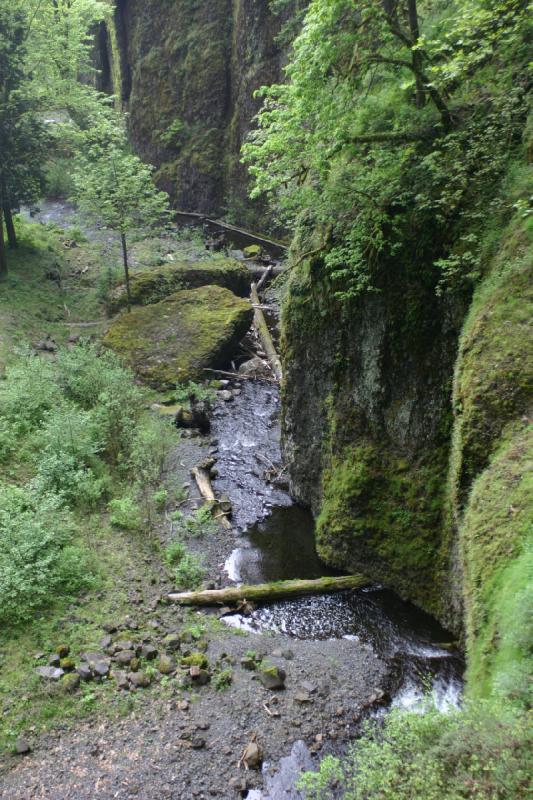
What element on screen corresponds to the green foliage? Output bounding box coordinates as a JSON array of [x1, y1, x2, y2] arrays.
[[213, 667, 233, 691], [174, 381, 215, 405], [0, 342, 172, 622], [299, 703, 533, 800], [0, 484, 93, 625], [174, 552, 205, 590], [171, 506, 218, 538], [108, 496, 143, 531], [153, 488, 168, 511], [165, 538, 187, 567], [244, 0, 532, 299]]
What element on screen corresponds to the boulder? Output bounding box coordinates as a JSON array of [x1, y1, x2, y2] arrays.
[[35, 666, 64, 681], [103, 286, 253, 389], [61, 673, 81, 693], [108, 258, 251, 312], [258, 663, 286, 690], [157, 654, 176, 675], [243, 244, 262, 259]]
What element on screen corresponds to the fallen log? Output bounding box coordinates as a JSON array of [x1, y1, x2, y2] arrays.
[[250, 282, 283, 381], [168, 574, 370, 606], [191, 465, 232, 530]]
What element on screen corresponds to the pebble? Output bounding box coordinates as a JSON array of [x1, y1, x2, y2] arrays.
[[15, 739, 31, 755]]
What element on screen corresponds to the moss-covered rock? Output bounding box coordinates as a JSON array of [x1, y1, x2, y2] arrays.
[[103, 285, 252, 388], [461, 422, 532, 707], [109, 258, 251, 313], [316, 442, 447, 617]]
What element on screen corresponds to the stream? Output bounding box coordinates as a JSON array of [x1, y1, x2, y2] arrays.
[[26, 201, 463, 798], [210, 378, 463, 799]]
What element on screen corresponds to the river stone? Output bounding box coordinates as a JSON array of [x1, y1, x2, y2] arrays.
[[15, 738, 31, 755], [128, 671, 151, 688], [103, 286, 253, 388], [115, 650, 136, 666], [157, 654, 176, 675], [258, 663, 286, 690], [108, 258, 251, 312], [61, 673, 81, 693], [36, 666, 64, 681]]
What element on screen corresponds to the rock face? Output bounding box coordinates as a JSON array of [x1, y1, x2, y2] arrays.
[[282, 252, 465, 627], [109, 258, 252, 313], [103, 285, 253, 388], [102, 0, 300, 226]]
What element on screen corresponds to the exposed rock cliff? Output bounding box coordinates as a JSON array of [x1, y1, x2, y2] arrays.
[[100, 0, 294, 226], [282, 127, 533, 641]]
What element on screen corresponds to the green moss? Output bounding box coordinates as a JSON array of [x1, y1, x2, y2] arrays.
[[316, 442, 447, 616], [103, 285, 253, 388], [450, 226, 533, 510], [180, 652, 208, 669], [462, 422, 532, 708], [109, 257, 251, 312]]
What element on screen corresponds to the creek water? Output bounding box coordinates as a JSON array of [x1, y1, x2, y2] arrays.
[[211, 379, 462, 799]]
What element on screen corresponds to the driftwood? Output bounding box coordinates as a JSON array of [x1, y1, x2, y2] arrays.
[[250, 282, 283, 381], [191, 466, 232, 530], [168, 574, 370, 606]]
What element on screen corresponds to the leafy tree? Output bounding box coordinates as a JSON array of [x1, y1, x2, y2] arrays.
[[244, 0, 532, 298], [72, 116, 171, 310], [0, 4, 48, 275]]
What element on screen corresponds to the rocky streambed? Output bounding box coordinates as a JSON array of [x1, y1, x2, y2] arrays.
[[3, 207, 463, 800]]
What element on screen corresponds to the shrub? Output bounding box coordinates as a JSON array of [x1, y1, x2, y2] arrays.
[[32, 405, 109, 508], [56, 343, 144, 464], [165, 538, 186, 567], [213, 668, 233, 691], [129, 415, 171, 486], [298, 702, 533, 800], [108, 496, 143, 531], [175, 506, 217, 538], [0, 484, 93, 625], [0, 354, 61, 434], [153, 488, 168, 511], [174, 552, 204, 590]]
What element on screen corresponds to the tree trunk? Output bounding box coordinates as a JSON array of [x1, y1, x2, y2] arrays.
[[120, 232, 132, 312], [406, 0, 425, 108], [0, 209, 7, 280], [191, 465, 232, 530], [251, 282, 283, 381], [3, 204, 17, 248], [168, 574, 370, 606]]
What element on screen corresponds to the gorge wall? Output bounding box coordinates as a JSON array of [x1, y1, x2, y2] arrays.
[[281, 125, 533, 666], [100, 0, 295, 227]]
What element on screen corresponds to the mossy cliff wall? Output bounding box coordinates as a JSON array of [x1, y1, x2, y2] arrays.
[[282, 141, 533, 648], [103, 0, 293, 225]]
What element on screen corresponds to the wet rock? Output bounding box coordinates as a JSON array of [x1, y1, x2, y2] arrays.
[[238, 357, 267, 377], [157, 654, 176, 675], [218, 390, 233, 402], [15, 738, 31, 755], [61, 673, 81, 693], [258, 663, 286, 690], [36, 666, 64, 681]]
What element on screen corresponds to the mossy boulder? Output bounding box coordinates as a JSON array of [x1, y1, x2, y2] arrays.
[[109, 258, 251, 313], [103, 286, 253, 388]]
